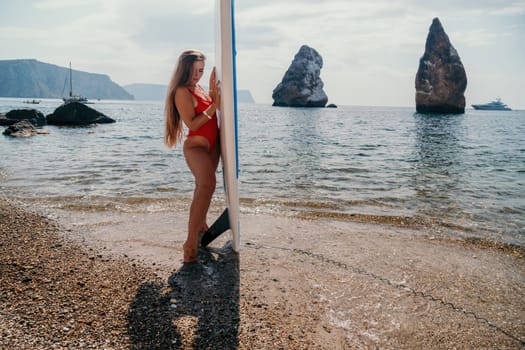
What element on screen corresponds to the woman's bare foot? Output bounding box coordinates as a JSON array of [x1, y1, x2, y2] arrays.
[[183, 241, 198, 263]]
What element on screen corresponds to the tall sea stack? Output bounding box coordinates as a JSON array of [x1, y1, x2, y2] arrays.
[[272, 45, 328, 107], [415, 18, 467, 114]]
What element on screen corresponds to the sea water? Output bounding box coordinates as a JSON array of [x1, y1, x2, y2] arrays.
[[0, 98, 523, 245]]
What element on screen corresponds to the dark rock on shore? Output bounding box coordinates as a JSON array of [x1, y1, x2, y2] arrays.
[[326, 103, 337, 108], [415, 18, 467, 114], [0, 113, 9, 126], [46, 102, 116, 126], [272, 45, 328, 107], [3, 120, 49, 137], [0, 108, 46, 126]]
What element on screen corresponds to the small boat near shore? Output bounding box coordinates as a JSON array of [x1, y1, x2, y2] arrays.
[[62, 62, 89, 104], [63, 95, 89, 104], [472, 98, 511, 111], [22, 99, 41, 104]]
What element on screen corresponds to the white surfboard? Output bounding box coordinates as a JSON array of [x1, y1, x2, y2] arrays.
[[202, 0, 240, 252]]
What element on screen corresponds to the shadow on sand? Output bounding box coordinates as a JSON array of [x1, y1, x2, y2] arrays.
[[127, 242, 240, 349]]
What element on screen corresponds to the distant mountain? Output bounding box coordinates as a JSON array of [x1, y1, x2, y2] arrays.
[[0, 59, 133, 100], [237, 90, 255, 104], [124, 83, 255, 103]]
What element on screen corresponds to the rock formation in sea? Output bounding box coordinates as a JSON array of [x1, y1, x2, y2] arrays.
[[46, 102, 116, 126], [0, 109, 46, 127], [3, 120, 49, 137], [415, 18, 467, 114], [272, 45, 328, 107]]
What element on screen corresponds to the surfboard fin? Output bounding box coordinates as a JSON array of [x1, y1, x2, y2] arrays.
[[201, 208, 230, 247]]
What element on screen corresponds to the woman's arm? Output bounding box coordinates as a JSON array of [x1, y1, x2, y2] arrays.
[[175, 87, 216, 132]]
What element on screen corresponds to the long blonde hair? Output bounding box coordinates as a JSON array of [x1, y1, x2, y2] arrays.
[[164, 49, 206, 147]]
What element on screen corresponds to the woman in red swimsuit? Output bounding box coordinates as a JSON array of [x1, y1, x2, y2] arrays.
[[164, 50, 221, 263]]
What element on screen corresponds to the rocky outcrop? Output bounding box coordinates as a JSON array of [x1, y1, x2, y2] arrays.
[[3, 120, 49, 137], [46, 102, 116, 126], [0, 109, 46, 126], [272, 45, 328, 107], [0, 113, 10, 126], [415, 18, 467, 114]]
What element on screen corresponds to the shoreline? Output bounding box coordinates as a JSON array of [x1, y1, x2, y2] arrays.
[[8, 192, 525, 250], [1, 198, 524, 349]]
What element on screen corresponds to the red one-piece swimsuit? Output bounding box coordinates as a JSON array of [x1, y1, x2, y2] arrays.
[[187, 85, 218, 153]]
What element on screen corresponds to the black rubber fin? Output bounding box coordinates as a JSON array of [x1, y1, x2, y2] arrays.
[[201, 208, 230, 247]]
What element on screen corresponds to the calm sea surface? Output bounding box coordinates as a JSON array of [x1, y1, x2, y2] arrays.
[[1, 98, 524, 245]]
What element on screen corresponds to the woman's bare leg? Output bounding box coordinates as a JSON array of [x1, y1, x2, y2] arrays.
[[183, 142, 216, 262]]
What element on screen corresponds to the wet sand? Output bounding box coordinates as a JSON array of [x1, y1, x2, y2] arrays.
[[1, 199, 524, 349]]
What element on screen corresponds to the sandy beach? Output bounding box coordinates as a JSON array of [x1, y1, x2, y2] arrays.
[[1, 198, 524, 349]]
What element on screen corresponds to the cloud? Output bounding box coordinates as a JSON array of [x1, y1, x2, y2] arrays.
[[491, 2, 525, 15], [130, 12, 213, 50], [0, 0, 523, 107], [33, 0, 94, 9]]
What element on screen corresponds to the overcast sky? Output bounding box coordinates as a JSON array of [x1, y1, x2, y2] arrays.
[[1, 0, 524, 108]]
